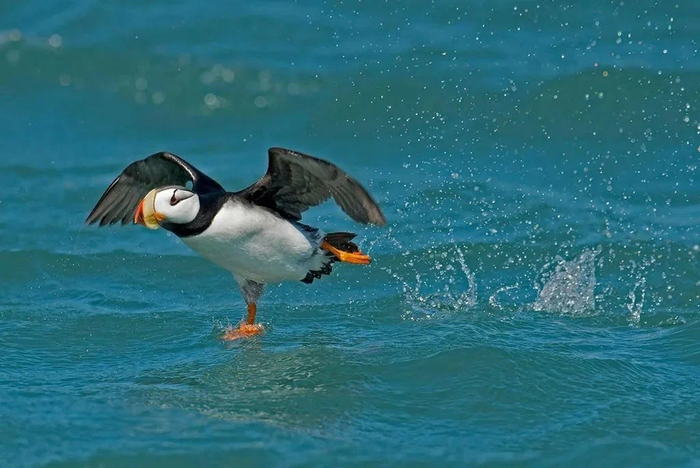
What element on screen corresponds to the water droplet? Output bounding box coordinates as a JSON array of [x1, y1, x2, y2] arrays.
[[151, 91, 165, 105], [221, 68, 235, 83], [200, 71, 216, 85], [48, 34, 62, 48], [204, 93, 219, 108]]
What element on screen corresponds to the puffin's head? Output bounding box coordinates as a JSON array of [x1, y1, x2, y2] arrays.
[[134, 187, 200, 229]]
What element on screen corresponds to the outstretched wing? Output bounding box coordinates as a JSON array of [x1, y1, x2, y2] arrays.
[[86, 152, 224, 226], [236, 147, 386, 225]]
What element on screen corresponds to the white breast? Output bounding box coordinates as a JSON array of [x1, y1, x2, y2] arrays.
[[181, 200, 324, 283]]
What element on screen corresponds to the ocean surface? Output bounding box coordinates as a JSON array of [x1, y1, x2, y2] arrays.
[[1, 1, 699, 466]]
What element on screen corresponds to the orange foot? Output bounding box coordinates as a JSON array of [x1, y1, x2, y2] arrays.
[[222, 323, 265, 341], [320, 241, 371, 265]]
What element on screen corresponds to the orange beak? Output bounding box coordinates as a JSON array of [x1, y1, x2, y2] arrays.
[[134, 189, 164, 229]]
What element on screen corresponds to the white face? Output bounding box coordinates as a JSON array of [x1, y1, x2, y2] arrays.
[[153, 187, 200, 225]]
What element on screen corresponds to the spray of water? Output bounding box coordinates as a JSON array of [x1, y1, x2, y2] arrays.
[[533, 248, 600, 315], [382, 243, 477, 321], [626, 277, 646, 325]]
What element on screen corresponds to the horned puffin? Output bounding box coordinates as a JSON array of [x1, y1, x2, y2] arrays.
[[86, 147, 386, 340]]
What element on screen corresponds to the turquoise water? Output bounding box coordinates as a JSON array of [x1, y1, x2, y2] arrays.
[[2, 1, 700, 466]]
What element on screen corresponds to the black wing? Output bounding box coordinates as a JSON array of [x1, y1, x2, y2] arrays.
[[235, 147, 386, 225], [86, 152, 224, 226]]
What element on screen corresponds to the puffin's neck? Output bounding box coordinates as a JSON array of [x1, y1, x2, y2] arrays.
[[162, 192, 229, 238]]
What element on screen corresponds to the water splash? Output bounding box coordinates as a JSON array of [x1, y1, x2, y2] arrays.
[[626, 277, 646, 325], [533, 248, 600, 315], [384, 244, 477, 321], [488, 284, 519, 310]]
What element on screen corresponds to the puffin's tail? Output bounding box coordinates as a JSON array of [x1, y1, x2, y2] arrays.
[[301, 232, 371, 284]]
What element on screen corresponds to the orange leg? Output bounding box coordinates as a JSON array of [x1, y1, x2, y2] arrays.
[[246, 302, 257, 324], [320, 241, 371, 264], [222, 303, 264, 341]]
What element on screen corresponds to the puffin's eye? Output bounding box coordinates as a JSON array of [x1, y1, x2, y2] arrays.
[[170, 191, 179, 206]]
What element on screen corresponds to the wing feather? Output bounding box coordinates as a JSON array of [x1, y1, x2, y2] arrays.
[[236, 147, 386, 225], [86, 152, 224, 226]]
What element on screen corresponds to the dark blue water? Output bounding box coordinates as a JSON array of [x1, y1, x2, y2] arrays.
[[2, 1, 700, 466]]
